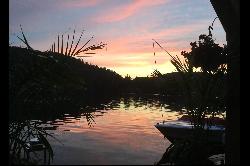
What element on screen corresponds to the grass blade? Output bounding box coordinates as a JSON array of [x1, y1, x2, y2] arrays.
[[57, 35, 59, 53], [19, 25, 33, 50], [61, 35, 64, 54], [68, 29, 76, 56], [75, 36, 94, 55], [71, 29, 84, 56], [65, 34, 69, 55]]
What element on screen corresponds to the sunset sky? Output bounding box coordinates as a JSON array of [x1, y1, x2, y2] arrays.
[[9, 0, 226, 78]]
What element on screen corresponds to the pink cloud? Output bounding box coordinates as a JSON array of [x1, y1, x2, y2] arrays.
[[79, 21, 206, 74], [19, 20, 203, 54], [103, 20, 206, 55], [95, 0, 166, 23]]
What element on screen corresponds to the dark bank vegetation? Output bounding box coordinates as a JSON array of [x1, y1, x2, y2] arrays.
[[9, 46, 124, 121], [10, 45, 207, 120]]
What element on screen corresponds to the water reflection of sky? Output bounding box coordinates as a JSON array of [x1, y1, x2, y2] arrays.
[[47, 97, 182, 165]]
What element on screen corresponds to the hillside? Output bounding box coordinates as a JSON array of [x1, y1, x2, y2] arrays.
[[9, 46, 124, 120]]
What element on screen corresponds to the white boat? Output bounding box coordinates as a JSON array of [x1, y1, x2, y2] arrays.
[[155, 119, 225, 144]]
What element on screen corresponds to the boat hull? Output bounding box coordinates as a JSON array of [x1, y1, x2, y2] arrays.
[[155, 121, 225, 144]]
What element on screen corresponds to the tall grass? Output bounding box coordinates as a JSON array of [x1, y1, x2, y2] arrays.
[[15, 25, 107, 58], [61, 35, 64, 54], [16, 25, 33, 50], [65, 34, 69, 55], [48, 28, 107, 57]]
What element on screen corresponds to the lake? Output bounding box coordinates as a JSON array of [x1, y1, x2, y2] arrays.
[[33, 95, 185, 165]]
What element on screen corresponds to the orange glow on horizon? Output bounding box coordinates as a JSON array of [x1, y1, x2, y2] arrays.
[[81, 50, 186, 78]]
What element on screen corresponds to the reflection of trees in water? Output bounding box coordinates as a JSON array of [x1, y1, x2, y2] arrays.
[[118, 94, 185, 114], [81, 112, 96, 128], [120, 97, 133, 110], [104, 99, 121, 110], [10, 94, 194, 130]]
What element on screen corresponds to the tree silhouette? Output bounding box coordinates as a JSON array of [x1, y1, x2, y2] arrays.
[[181, 34, 227, 73]]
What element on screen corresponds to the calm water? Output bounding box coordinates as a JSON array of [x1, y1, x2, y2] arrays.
[[42, 96, 184, 165]]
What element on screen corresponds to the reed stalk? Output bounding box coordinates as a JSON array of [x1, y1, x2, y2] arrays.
[[16, 25, 33, 50], [57, 35, 59, 53], [68, 29, 75, 56], [65, 34, 69, 55], [54, 42, 56, 52], [74, 36, 94, 55], [48, 28, 106, 57], [61, 35, 64, 54], [71, 29, 84, 56]]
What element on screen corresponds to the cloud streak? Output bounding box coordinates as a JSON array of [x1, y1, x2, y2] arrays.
[[95, 0, 166, 23], [104, 20, 209, 56]]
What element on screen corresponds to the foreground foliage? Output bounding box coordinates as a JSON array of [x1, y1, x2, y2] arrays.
[[155, 21, 227, 165]]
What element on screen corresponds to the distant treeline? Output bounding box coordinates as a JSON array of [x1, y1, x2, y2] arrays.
[[124, 73, 183, 96]]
